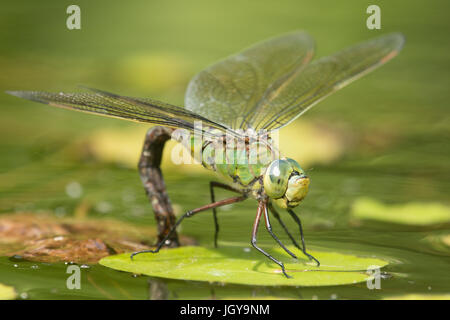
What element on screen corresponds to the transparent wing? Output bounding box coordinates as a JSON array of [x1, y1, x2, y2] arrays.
[[249, 33, 405, 130], [6, 87, 232, 137], [185, 31, 314, 130]]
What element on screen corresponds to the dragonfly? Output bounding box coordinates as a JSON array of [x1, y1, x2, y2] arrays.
[[7, 31, 404, 278]]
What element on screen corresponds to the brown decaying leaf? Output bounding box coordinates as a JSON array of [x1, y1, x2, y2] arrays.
[[0, 213, 195, 264]]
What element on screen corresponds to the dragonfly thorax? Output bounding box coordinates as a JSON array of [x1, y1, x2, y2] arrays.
[[263, 158, 310, 209]]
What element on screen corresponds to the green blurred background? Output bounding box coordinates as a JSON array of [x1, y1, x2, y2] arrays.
[[0, 0, 449, 299]]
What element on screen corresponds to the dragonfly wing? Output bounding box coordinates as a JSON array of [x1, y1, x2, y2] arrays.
[[248, 33, 405, 130], [185, 31, 314, 130], [6, 88, 231, 137]]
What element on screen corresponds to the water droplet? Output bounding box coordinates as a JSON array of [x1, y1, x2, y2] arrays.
[[209, 270, 226, 277], [95, 201, 113, 213], [243, 247, 251, 253], [54, 206, 67, 217], [330, 294, 338, 300], [380, 272, 391, 280], [80, 264, 90, 269], [131, 205, 146, 217], [66, 181, 83, 198], [20, 292, 28, 299], [428, 286, 432, 291], [122, 190, 136, 203], [9, 255, 23, 262], [53, 236, 64, 241], [30, 265, 39, 269], [13, 264, 18, 268]]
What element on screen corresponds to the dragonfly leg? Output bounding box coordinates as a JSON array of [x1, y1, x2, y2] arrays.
[[131, 195, 246, 259], [267, 202, 302, 251], [287, 209, 320, 266], [138, 126, 178, 248], [209, 181, 243, 248], [263, 202, 297, 259], [251, 201, 292, 278]]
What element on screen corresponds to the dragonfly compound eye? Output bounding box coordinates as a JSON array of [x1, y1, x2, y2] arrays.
[[263, 160, 292, 199], [286, 158, 304, 174]]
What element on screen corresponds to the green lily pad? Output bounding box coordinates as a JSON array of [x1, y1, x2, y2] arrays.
[[351, 197, 450, 226], [100, 246, 388, 286], [0, 283, 16, 300], [424, 234, 450, 254]]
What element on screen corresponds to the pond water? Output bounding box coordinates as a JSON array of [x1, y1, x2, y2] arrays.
[[0, 139, 448, 299], [0, 0, 448, 300]]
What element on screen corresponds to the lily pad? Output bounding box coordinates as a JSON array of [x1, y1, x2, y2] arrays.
[[100, 246, 389, 287], [0, 283, 16, 300], [424, 234, 450, 253], [351, 197, 450, 226], [82, 119, 346, 172]]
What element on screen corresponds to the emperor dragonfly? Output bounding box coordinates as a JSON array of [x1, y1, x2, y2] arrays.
[[6, 31, 404, 277]]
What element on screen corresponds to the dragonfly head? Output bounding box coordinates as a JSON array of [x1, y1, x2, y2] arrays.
[[263, 158, 310, 209]]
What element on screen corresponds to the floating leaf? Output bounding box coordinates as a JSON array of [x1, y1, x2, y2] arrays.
[[279, 120, 347, 168], [100, 246, 388, 287], [117, 53, 190, 92], [0, 283, 16, 300], [82, 120, 345, 171], [424, 234, 450, 254], [0, 213, 195, 263], [351, 197, 450, 226], [83, 128, 205, 173]]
